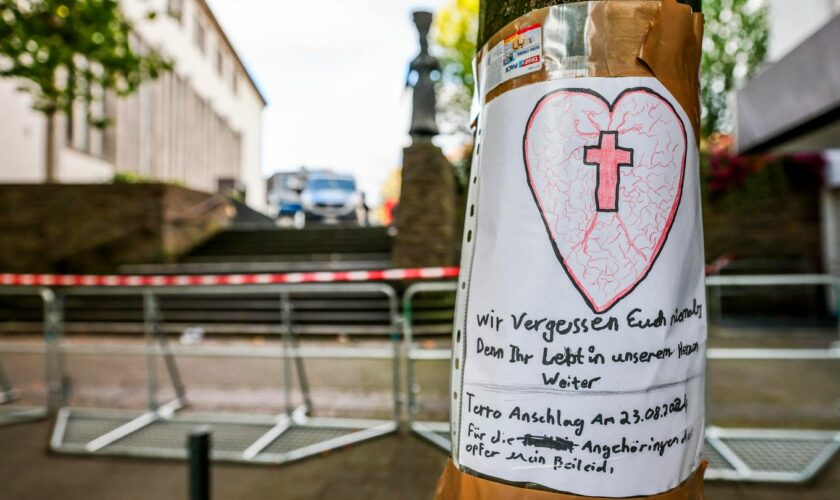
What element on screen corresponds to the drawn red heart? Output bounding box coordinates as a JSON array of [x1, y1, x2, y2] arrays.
[[523, 87, 687, 313]]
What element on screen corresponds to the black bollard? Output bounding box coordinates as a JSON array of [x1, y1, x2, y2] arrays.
[[188, 427, 211, 500]]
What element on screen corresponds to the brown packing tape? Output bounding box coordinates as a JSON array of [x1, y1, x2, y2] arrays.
[[477, 0, 703, 140], [435, 460, 707, 500], [638, 0, 705, 140]]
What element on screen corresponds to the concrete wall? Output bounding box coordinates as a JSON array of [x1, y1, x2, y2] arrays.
[[0, 184, 232, 273], [0, 0, 266, 211]]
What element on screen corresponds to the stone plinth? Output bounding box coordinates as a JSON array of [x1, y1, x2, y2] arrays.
[[393, 140, 457, 268]]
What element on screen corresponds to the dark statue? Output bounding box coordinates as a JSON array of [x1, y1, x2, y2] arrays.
[[407, 11, 440, 139]]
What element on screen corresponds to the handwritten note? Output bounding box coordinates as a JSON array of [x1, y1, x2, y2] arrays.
[[450, 77, 706, 497]]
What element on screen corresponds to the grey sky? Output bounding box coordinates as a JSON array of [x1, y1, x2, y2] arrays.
[[207, 0, 451, 204]]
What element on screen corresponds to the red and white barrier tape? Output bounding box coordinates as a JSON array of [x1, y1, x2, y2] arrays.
[[0, 267, 461, 287]]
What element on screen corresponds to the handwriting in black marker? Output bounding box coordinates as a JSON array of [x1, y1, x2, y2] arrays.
[[518, 434, 577, 452]]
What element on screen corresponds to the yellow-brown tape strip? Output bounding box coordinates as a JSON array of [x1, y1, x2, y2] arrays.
[[435, 459, 707, 500], [477, 0, 703, 140]]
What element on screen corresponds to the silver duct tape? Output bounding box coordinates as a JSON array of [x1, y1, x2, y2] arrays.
[[477, 2, 596, 103], [541, 2, 594, 78]]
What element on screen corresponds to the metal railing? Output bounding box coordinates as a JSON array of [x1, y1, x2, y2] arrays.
[[0, 282, 402, 464], [2, 274, 839, 477], [403, 282, 458, 450], [706, 274, 840, 335], [403, 276, 840, 483], [704, 346, 840, 482]]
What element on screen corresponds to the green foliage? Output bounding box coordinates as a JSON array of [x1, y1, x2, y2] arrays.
[[0, 0, 171, 122], [436, 0, 767, 141], [435, 0, 478, 98], [111, 170, 188, 187], [701, 0, 768, 137], [110, 170, 150, 184], [433, 0, 478, 137]]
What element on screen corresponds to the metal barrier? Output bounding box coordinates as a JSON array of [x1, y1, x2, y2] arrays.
[[403, 282, 458, 451], [403, 276, 840, 483], [2, 274, 838, 476], [706, 274, 840, 335], [704, 347, 840, 482], [0, 282, 402, 464], [0, 288, 61, 426]]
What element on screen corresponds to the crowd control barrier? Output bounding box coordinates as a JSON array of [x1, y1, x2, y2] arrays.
[[706, 274, 840, 337], [403, 282, 458, 451], [1, 269, 838, 477], [49, 283, 400, 464], [0, 277, 406, 464], [403, 276, 840, 483]]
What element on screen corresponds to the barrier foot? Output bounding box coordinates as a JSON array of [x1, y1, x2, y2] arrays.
[[0, 388, 19, 405], [241, 414, 291, 460], [85, 398, 185, 452]]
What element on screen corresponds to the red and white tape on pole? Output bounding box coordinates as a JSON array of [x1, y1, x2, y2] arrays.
[[0, 267, 461, 287]]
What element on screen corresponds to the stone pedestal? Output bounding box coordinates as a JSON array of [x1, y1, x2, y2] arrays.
[[393, 140, 457, 268]]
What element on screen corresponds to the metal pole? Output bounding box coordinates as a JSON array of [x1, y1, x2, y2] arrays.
[[711, 284, 723, 324], [144, 292, 159, 412], [0, 356, 17, 404], [387, 288, 402, 426], [155, 302, 187, 404], [280, 293, 294, 416], [281, 292, 312, 414], [290, 330, 313, 414], [188, 427, 211, 500], [834, 281, 840, 344], [403, 292, 416, 424], [42, 289, 66, 414], [0, 293, 14, 403]]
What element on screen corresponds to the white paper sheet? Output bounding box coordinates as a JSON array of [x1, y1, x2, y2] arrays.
[[450, 77, 706, 498]]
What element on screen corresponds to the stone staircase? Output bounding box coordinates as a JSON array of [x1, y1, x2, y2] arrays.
[[122, 226, 395, 274], [0, 226, 443, 337]]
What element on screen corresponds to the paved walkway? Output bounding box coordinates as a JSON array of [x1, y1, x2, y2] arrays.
[[2, 419, 840, 499], [2, 327, 839, 498], [0, 420, 445, 500]]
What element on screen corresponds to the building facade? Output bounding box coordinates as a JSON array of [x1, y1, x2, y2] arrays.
[[735, 0, 840, 278], [766, 0, 840, 61], [0, 0, 267, 211]]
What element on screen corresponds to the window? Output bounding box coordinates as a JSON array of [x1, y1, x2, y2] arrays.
[[216, 50, 224, 76], [194, 16, 205, 53], [308, 178, 357, 192], [102, 91, 116, 161], [231, 71, 238, 95], [167, 0, 183, 20]]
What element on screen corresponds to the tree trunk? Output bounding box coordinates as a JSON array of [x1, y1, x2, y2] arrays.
[[478, 0, 701, 48], [436, 2, 708, 499], [45, 111, 58, 183]]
